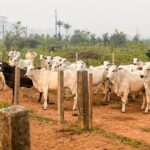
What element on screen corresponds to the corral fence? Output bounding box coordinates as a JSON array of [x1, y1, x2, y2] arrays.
[[0, 66, 93, 149]]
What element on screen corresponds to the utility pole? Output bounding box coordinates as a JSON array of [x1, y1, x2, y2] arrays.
[[55, 9, 58, 38], [25, 25, 28, 39], [0, 16, 7, 38]]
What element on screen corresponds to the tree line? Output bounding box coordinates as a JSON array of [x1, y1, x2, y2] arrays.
[[1, 21, 146, 51]]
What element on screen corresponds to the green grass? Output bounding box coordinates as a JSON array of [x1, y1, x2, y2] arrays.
[[1, 45, 150, 66], [0, 102, 10, 109], [29, 111, 57, 125], [141, 128, 150, 133], [92, 126, 150, 150]]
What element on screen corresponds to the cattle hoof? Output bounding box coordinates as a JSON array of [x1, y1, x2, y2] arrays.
[[42, 105, 47, 110], [72, 113, 78, 116], [121, 110, 126, 113], [72, 107, 77, 111], [144, 111, 148, 114]]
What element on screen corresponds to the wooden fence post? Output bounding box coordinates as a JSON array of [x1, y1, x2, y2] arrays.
[[14, 66, 20, 105], [76, 52, 78, 61], [112, 51, 115, 65], [58, 70, 64, 124], [88, 73, 93, 129], [77, 71, 92, 130], [0, 105, 31, 150]]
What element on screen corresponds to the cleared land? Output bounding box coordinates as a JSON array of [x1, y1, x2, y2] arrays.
[[0, 86, 150, 150]]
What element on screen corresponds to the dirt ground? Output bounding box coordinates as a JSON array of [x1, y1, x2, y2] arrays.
[[0, 87, 150, 150]]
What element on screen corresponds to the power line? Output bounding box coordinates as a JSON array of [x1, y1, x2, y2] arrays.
[[0, 16, 7, 38], [55, 9, 58, 38]]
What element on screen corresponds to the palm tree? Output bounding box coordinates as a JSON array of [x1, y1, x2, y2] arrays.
[[57, 20, 63, 40], [102, 32, 109, 47], [63, 23, 71, 39]]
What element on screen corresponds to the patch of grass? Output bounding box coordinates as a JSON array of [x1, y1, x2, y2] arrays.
[[93, 126, 150, 150], [29, 111, 57, 125], [61, 120, 85, 135], [141, 128, 150, 133], [93, 99, 109, 106], [0, 102, 10, 109]]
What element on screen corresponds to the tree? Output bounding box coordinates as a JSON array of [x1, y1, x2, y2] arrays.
[[70, 30, 91, 45], [90, 34, 96, 45], [3, 31, 14, 51], [57, 20, 63, 40], [102, 32, 109, 47], [110, 30, 127, 47], [133, 34, 140, 43], [12, 21, 26, 50], [63, 23, 71, 41]]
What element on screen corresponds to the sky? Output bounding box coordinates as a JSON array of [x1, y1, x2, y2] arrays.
[[0, 0, 150, 38]]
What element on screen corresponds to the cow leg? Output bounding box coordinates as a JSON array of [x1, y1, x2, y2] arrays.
[[145, 95, 150, 113], [103, 81, 111, 101], [73, 95, 77, 111], [72, 87, 77, 110], [12, 88, 14, 104], [38, 92, 43, 103], [141, 93, 146, 110], [43, 88, 48, 110], [94, 83, 102, 95], [47, 94, 50, 104], [38, 92, 50, 104], [121, 88, 129, 113], [1, 73, 6, 91], [132, 93, 136, 100]]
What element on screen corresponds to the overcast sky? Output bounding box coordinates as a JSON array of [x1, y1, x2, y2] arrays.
[[0, 0, 150, 38]]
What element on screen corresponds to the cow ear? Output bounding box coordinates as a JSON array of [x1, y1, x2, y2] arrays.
[[137, 67, 142, 70], [118, 68, 123, 70]]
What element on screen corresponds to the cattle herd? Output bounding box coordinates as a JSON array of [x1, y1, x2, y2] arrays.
[[0, 50, 150, 114]]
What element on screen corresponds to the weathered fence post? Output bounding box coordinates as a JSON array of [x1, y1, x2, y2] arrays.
[[14, 66, 20, 104], [58, 70, 64, 124], [0, 105, 31, 150], [77, 71, 92, 130], [76, 52, 78, 61], [112, 51, 115, 65], [88, 73, 93, 129]]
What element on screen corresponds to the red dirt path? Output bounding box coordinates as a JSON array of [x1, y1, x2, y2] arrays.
[[0, 87, 150, 150]]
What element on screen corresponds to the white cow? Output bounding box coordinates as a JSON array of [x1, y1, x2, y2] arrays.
[[101, 61, 111, 67], [40, 55, 67, 70], [88, 65, 110, 100], [25, 65, 78, 110], [40, 55, 52, 70], [140, 63, 150, 113], [118, 64, 139, 72], [8, 51, 20, 58], [107, 65, 146, 113], [51, 60, 86, 71], [0, 63, 7, 91], [8, 51, 20, 65], [25, 51, 37, 60], [9, 57, 34, 69], [132, 58, 150, 68]]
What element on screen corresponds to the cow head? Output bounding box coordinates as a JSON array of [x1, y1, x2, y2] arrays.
[[25, 65, 35, 78]]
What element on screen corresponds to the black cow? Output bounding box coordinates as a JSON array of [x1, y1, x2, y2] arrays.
[[1, 62, 43, 103]]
